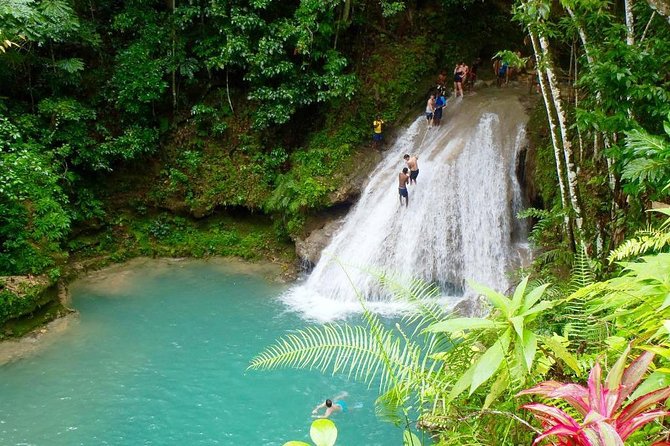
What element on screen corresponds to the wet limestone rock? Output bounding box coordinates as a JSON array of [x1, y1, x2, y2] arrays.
[[0, 275, 77, 340], [452, 294, 489, 318], [295, 218, 345, 268]]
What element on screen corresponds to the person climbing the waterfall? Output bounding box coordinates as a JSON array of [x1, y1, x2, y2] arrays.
[[372, 115, 384, 149], [433, 91, 447, 126], [425, 94, 435, 126], [466, 57, 481, 92], [398, 167, 410, 207], [312, 392, 349, 418], [453, 62, 464, 97], [436, 71, 447, 94], [404, 154, 419, 185], [494, 57, 509, 87]]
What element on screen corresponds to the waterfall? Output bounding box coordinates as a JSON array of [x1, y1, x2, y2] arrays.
[[282, 90, 530, 321]]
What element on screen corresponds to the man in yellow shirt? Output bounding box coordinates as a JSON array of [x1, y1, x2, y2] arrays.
[[372, 115, 384, 149]]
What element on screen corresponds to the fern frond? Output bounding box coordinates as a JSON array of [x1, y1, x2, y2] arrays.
[[625, 128, 670, 157], [249, 322, 423, 394], [569, 243, 596, 292], [609, 226, 670, 262], [372, 270, 447, 328]]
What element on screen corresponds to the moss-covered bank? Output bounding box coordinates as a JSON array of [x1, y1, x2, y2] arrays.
[[0, 276, 73, 340]]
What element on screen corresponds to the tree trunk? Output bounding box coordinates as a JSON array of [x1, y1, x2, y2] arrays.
[[645, 0, 670, 18], [538, 34, 584, 239], [573, 44, 584, 167], [170, 0, 177, 111], [226, 68, 234, 114], [625, 0, 635, 45], [641, 11, 656, 42], [565, 5, 618, 211], [529, 30, 573, 244]]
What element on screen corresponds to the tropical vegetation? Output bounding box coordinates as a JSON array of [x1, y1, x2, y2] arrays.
[[2, 0, 670, 444], [248, 1, 670, 443]]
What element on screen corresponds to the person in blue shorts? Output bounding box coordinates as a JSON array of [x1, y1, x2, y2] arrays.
[[425, 94, 435, 126], [372, 115, 384, 149], [312, 392, 349, 418], [433, 92, 447, 126], [398, 167, 410, 207]]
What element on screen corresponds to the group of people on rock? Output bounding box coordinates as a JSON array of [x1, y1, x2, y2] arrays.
[[398, 153, 418, 207], [424, 91, 448, 128], [436, 57, 481, 98]]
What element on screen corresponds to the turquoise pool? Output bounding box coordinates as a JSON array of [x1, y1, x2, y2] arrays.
[[0, 259, 411, 445]]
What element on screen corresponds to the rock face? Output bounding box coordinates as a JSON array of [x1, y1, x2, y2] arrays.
[[295, 218, 345, 269], [452, 294, 489, 318]]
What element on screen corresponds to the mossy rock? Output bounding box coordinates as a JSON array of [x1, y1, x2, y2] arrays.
[[0, 275, 60, 332]]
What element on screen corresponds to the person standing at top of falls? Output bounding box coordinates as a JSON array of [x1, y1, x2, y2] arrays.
[[453, 62, 465, 97], [433, 92, 447, 126], [436, 71, 447, 95], [494, 57, 509, 87], [403, 154, 419, 185], [372, 115, 384, 149], [425, 94, 435, 127], [466, 57, 481, 92], [398, 167, 410, 207]]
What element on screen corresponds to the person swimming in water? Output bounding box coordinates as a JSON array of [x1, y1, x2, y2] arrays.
[[312, 392, 349, 418]]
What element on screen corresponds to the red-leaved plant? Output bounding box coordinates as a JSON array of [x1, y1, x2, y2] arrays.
[[517, 345, 670, 445]]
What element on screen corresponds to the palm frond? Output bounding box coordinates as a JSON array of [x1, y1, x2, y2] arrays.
[[249, 318, 425, 392], [371, 270, 447, 328]]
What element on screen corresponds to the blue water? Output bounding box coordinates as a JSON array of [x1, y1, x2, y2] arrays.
[[0, 260, 413, 445]]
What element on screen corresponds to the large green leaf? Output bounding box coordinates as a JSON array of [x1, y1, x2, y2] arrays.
[[605, 344, 631, 393], [520, 328, 537, 372], [510, 315, 525, 341], [425, 317, 501, 333], [631, 370, 670, 400], [468, 281, 511, 317], [521, 283, 551, 313], [483, 365, 510, 409], [541, 335, 582, 375], [403, 429, 422, 446], [510, 276, 529, 313], [519, 299, 555, 321], [447, 361, 476, 402], [310, 419, 337, 446], [470, 328, 511, 394]]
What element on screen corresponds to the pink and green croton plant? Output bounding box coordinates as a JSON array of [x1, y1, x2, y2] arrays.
[[517, 346, 670, 446]]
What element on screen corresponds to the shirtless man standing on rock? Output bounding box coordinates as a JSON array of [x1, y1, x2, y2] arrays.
[[403, 154, 419, 185], [398, 167, 410, 207]]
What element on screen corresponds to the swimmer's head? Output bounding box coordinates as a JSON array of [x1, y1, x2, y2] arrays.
[[325, 399, 333, 407], [402, 167, 408, 174], [403, 154, 410, 160]]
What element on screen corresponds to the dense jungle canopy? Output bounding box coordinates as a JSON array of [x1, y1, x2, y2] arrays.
[[0, 0, 523, 276]]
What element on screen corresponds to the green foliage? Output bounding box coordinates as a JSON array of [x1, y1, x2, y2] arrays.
[[204, 0, 357, 128], [427, 278, 583, 405], [0, 113, 70, 274], [621, 115, 670, 198], [492, 50, 527, 69], [609, 208, 670, 262], [571, 252, 670, 343]]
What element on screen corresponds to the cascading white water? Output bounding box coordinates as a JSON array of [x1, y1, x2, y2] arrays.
[[282, 89, 530, 321]]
